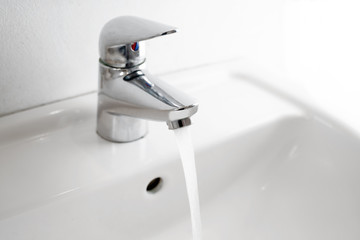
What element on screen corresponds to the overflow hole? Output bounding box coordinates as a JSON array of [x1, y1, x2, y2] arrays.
[[146, 177, 163, 193]]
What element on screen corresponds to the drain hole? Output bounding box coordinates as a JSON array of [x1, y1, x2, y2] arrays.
[[146, 177, 163, 193]]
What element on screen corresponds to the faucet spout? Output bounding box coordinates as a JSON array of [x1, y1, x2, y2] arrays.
[[97, 63, 198, 142]]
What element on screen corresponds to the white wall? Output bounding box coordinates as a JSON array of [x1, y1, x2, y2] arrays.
[[1, 0, 359, 117], [282, 0, 360, 129], [0, 0, 283, 116]]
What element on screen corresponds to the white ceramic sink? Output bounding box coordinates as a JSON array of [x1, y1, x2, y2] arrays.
[[1, 62, 360, 239]]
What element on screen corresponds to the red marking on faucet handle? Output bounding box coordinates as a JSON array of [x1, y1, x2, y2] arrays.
[[131, 42, 139, 51]]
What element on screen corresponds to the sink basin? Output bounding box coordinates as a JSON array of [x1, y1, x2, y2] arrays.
[[1, 62, 359, 239]]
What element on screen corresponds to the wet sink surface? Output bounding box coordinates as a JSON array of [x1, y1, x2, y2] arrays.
[[1, 63, 360, 239]]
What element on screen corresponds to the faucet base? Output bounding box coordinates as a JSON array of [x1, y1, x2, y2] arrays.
[[97, 111, 148, 142]]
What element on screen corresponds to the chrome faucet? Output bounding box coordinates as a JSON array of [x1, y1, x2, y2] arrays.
[[97, 16, 199, 142]]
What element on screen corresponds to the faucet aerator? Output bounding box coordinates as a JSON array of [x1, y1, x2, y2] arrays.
[[167, 118, 192, 130]]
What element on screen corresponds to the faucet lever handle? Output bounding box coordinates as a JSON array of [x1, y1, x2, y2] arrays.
[[99, 16, 177, 68]]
